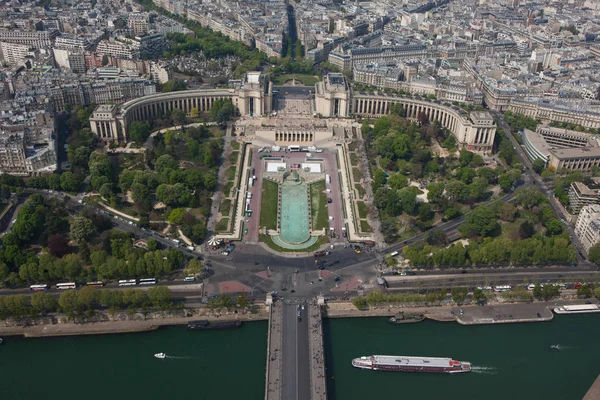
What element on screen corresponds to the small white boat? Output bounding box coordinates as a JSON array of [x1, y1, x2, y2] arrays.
[[154, 353, 166, 359], [550, 345, 560, 350]]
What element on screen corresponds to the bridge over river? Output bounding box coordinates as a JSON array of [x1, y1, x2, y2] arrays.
[[265, 296, 327, 400]]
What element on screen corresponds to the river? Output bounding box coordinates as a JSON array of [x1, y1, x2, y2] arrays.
[[1, 314, 599, 399], [324, 314, 600, 400], [0, 321, 267, 399]]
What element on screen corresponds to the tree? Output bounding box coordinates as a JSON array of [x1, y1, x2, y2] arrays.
[[47, 234, 69, 257], [237, 292, 249, 308], [210, 99, 236, 124], [545, 219, 563, 236], [154, 154, 178, 174], [373, 169, 387, 188], [380, 218, 398, 243], [169, 208, 186, 225], [473, 288, 485, 303], [498, 203, 517, 222], [31, 292, 58, 315], [477, 167, 498, 183], [425, 183, 444, 204], [451, 287, 468, 305], [398, 187, 418, 214], [445, 180, 468, 202], [577, 284, 593, 298], [418, 203, 434, 221], [589, 243, 600, 265], [352, 296, 368, 309], [147, 286, 172, 308], [128, 121, 151, 144], [60, 171, 83, 192], [425, 229, 447, 246], [58, 289, 80, 317], [70, 217, 95, 244], [465, 206, 498, 237], [459, 150, 474, 166], [185, 259, 203, 275], [161, 79, 187, 93], [519, 220, 535, 239], [532, 158, 545, 174], [417, 111, 429, 126], [533, 284, 544, 300], [388, 173, 409, 190], [171, 108, 186, 125]]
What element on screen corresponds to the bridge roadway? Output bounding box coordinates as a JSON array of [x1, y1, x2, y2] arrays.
[[265, 299, 326, 400]]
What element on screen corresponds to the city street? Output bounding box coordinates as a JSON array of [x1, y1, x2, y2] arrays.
[[280, 301, 310, 400]]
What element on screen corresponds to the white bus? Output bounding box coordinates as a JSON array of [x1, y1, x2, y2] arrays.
[[389, 251, 399, 257], [29, 284, 49, 291], [56, 282, 77, 290], [118, 279, 138, 287], [86, 281, 105, 287], [493, 285, 512, 292], [139, 278, 157, 285], [288, 145, 300, 152]]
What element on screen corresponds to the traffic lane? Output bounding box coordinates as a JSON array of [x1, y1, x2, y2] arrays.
[[404, 265, 595, 276], [216, 246, 375, 270], [385, 272, 600, 290], [281, 302, 298, 400], [296, 302, 310, 400]]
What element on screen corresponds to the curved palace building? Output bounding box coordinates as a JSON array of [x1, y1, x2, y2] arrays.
[[90, 72, 496, 152]]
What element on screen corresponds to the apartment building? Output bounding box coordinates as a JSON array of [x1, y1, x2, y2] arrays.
[[569, 181, 600, 214], [574, 205, 600, 254], [0, 41, 32, 66], [0, 30, 58, 48]]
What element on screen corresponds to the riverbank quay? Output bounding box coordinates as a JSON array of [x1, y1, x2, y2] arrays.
[[324, 299, 599, 325], [0, 308, 269, 338], [584, 375, 600, 400]]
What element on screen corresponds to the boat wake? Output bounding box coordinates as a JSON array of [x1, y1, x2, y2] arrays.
[[471, 366, 499, 375], [164, 355, 194, 360]]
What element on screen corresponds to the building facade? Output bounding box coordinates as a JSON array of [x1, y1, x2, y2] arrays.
[[509, 98, 600, 130], [522, 126, 600, 171], [574, 204, 600, 254], [568, 181, 600, 215], [90, 72, 494, 151]]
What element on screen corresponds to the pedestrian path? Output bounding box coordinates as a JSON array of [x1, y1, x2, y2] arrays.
[[308, 302, 327, 400], [265, 303, 283, 400]]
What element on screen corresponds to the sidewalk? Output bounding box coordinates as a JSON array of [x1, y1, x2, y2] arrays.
[[265, 304, 283, 400], [308, 303, 327, 400]]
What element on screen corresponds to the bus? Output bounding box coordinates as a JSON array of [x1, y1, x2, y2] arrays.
[[29, 284, 49, 291], [389, 251, 399, 257], [118, 279, 138, 287], [493, 285, 512, 292], [56, 282, 77, 290], [139, 278, 157, 285], [288, 145, 300, 152], [86, 281, 105, 287]]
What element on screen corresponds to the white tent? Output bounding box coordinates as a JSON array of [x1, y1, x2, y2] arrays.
[[208, 237, 222, 247]]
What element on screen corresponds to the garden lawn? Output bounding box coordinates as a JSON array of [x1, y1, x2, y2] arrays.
[[357, 201, 368, 219], [273, 74, 320, 86], [259, 180, 279, 230], [310, 180, 329, 231], [219, 199, 232, 217], [215, 218, 229, 232]]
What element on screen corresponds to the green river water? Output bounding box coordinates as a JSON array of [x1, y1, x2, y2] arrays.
[[0, 315, 599, 400], [324, 315, 600, 400]]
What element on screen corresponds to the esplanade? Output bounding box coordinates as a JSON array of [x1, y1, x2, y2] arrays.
[[89, 71, 496, 152]]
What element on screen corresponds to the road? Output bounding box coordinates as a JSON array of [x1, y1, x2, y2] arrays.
[[280, 301, 310, 400]]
